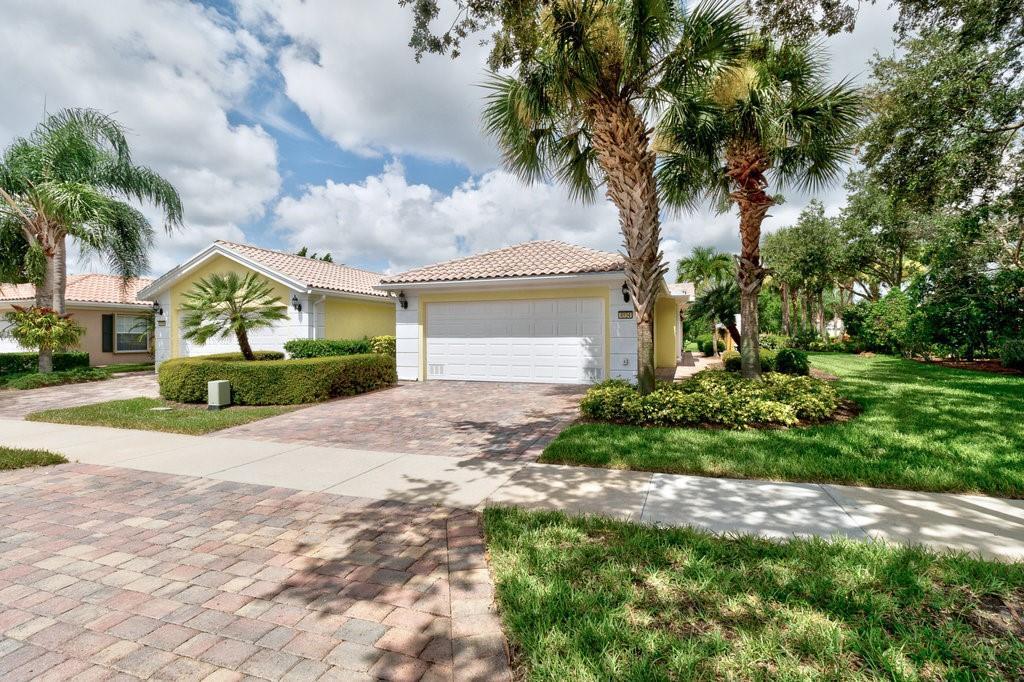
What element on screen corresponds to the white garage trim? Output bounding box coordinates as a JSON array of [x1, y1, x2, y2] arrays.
[[424, 298, 605, 384]]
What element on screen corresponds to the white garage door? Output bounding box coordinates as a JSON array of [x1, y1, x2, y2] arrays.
[[425, 298, 605, 384]]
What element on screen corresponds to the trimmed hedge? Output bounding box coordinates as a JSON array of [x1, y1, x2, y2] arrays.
[[696, 335, 720, 357], [6, 368, 109, 390], [722, 349, 777, 373], [198, 351, 285, 361], [158, 353, 396, 405], [0, 351, 89, 375], [775, 348, 810, 375], [579, 371, 839, 428], [284, 338, 372, 358]]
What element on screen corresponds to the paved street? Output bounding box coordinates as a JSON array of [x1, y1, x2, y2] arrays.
[[0, 463, 509, 681]]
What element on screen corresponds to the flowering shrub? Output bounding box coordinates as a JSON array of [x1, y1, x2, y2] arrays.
[[579, 371, 840, 429]]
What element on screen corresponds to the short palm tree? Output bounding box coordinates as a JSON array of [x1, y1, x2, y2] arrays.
[[676, 246, 733, 355], [180, 272, 288, 361], [482, 0, 747, 393], [688, 280, 741, 348], [658, 36, 862, 377], [0, 108, 182, 372]]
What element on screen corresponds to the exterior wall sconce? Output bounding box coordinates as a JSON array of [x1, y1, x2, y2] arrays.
[[291, 294, 302, 312], [621, 282, 630, 303], [398, 292, 408, 309], [151, 301, 163, 316]]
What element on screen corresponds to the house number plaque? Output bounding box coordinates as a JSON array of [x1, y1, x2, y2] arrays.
[[617, 310, 634, 319]]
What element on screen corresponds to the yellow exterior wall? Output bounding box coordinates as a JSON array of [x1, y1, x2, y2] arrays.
[[417, 287, 611, 381], [168, 255, 291, 359], [654, 294, 679, 369], [324, 297, 395, 339]]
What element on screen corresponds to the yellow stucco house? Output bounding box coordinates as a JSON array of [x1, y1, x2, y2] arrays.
[[138, 241, 395, 365]]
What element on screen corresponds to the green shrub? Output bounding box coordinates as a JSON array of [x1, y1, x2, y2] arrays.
[[158, 353, 396, 405], [843, 290, 913, 355], [722, 349, 777, 372], [6, 368, 109, 390], [197, 351, 284, 361], [696, 334, 724, 357], [758, 333, 789, 350], [1000, 338, 1024, 370], [370, 335, 396, 356], [775, 348, 810, 375], [0, 351, 90, 375], [284, 338, 372, 358], [579, 371, 839, 429]]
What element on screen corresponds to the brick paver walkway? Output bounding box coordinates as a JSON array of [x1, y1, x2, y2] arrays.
[[220, 381, 583, 461], [0, 375, 159, 419], [0, 464, 510, 681]]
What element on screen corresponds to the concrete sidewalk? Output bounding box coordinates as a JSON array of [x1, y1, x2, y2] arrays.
[[3, 418, 1023, 561]]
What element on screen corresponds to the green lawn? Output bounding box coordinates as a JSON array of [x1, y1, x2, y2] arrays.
[[26, 397, 295, 434], [485, 507, 1024, 681], [0, 446, 67, 470], [543, 354, 1024, 497]]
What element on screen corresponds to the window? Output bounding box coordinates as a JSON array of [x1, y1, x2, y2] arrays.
[[115, 314, 150, 353]]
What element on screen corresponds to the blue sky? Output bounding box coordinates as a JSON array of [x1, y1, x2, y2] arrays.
[[1, 0, 898, 276]]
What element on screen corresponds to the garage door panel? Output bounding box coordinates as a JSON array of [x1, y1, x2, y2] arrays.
[[426, 297, 606, 384]]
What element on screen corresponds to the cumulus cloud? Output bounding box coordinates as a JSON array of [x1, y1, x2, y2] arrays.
[[0, 0, 281, 273], [238, 0, 499, 171]]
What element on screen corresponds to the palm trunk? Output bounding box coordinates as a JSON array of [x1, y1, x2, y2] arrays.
[[236, 329, 255, 361], [725, 320, 742, 348], [53, 238, 67, 315], [727, 141, 773, 379], [590, 97, 665, 394], [34, 238, 59, 374], [781, 283, 791, 336], [711, 321, 720, 356]]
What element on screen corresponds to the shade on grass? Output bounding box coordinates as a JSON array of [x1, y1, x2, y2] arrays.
[[485, 507, 1024, 681], [26, 397, 294, 435], [0, 447, 66, 470], [542, 354, 1024, 497]]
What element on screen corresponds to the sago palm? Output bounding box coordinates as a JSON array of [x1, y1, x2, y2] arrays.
[[658, 36, 862, 377], [481, 0, 748, 393], [676, 245, 733, 355], [0, 108, 182, 371], [180, 272, 288, 361], [689, 279, 741, 348]]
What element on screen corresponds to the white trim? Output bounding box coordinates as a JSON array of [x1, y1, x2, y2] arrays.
[[137, 244, 308, 299], [305, 286, 393, 302], [114, 313, 152, 354], [0, 300, 151, 312], [375, 270, 626, 292]]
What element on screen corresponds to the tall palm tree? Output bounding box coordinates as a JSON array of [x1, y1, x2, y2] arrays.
[[481, 0, 747, 393], [658, 36, 862, 377], [0, 108, 182, 372], [676, 245, 733, 355], [180, 272, 289, 361]]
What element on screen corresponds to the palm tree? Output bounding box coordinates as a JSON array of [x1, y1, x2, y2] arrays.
[[676, 246, 733, 355], [481, 1, 747, 393], [0, 108, 182, 372], [180, 272, 289, 361], [688, 280, 741, 348], [658, 36, 862, 377]]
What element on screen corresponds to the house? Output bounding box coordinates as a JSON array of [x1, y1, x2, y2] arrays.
[[0, 274, 154, 365], [138, 241, 395, 364], [376, 241, 690, 384]]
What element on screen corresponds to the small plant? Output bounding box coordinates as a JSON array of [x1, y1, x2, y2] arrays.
[[370, 335, 396, 356], [6, 367, 109, 390], [1000, 338, 1024, 370], [2, 306, 84, 373], [180, 272, 288, 361], [775, 348, 810, 375]]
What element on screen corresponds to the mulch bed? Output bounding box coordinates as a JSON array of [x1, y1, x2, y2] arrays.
[[915, 358, 1023, 376]]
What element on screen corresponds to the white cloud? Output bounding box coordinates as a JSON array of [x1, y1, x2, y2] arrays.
[[0, 0, 281, 274], [238, 0, 499, 171]]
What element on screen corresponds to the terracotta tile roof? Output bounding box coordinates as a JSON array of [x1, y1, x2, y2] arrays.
[[216, 241, 388, 298], [668, 282, 696, 298], [0, 274, 153, 307], [380, 240, 625, 285]]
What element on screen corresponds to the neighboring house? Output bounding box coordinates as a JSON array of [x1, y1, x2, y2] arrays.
[[139, 241, 395, 365], [0, 274, 154, 365], [377, 241, 690, 385]]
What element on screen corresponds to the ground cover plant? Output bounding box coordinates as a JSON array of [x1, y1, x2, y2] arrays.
[[546, 353, 1024, 497], [27, 397, 294, 435], [580, 370, 838, 429], [0, 446, 66, 470], [484, 507, 1024, 681]]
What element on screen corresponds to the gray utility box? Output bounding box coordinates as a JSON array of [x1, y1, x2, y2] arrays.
[[208, 380, 230, 411]]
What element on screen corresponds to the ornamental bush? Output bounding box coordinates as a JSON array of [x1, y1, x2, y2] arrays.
[[579, 370, 839, 429], [721, 349, 777, 372], [284, 338, 372, 358], [0, 351, 89, 375], [6, 367, 109, 390], [1000, 338, 1024, 370], [758, 333, 789, 350], [369, 335, 396, 356], [159, 353, 396, 405], [775, 348, 810, 375]]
